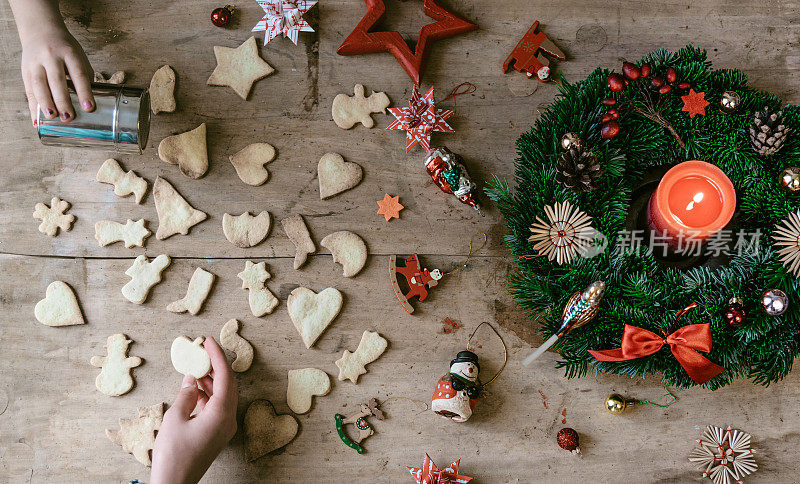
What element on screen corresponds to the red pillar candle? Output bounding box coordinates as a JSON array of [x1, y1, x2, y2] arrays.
[[647, 160, 736, 247]]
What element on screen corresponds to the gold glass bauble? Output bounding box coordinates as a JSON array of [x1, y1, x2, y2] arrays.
[[779, 167, 800, 194], [605, 393, 633, 415], [560, 132, 582, 151], [719, 90, 741, 114]]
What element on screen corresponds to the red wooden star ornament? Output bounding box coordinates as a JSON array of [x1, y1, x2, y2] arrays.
[[681, 89, 709, 118], [336, 0, 477, 85]]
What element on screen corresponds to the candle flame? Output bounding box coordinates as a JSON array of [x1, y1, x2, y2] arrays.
[[685, 191, 704, 211]]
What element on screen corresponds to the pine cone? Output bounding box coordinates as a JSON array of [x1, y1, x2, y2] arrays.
[[555, 146, 602, 192], [750, 106, 790, 156]]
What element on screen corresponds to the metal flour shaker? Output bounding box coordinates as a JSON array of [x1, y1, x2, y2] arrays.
[[36, 82, 151, 154]]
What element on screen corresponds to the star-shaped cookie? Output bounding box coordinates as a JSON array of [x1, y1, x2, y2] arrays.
[[207, 36, 275, 100], [376, 193, 404, 221]]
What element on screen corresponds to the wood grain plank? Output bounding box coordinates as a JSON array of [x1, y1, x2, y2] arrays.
[[0, 254, 796, 482], [2, 0, 800, 482]]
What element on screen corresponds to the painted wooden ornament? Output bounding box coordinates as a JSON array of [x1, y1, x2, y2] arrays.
[[431, 350, 482, 423], [523, 281, 606, 365], [337, 0, 477, 85], [390, 254, 443, 314], [334, 398, 385, 454], [424, 147, 481, 211], [431, 322, 507, 423], [502, 21, 566, 82]]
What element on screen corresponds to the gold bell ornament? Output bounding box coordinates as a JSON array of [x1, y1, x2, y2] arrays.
[[604, 387, 677, 415]]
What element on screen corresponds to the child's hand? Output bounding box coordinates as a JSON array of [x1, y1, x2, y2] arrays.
[[20, 28, 95, 124], [150, 337, 238, 484]]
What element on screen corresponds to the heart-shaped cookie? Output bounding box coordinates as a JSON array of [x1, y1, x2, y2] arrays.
[[287, 368, 331, 414], [287, 287, 343, 348], [170, 336, 212, 378], [318, 153, 362, 199], [34, 281, 85, 327], [158, 124, 208, 179], [244, 400, 299, 461], [229, 143, 276, 186]]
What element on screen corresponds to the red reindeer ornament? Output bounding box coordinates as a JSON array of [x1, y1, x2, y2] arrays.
[[502, 21, 566, 82]]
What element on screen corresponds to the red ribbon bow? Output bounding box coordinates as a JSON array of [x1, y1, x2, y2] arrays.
[[588, 323, 724, 384]]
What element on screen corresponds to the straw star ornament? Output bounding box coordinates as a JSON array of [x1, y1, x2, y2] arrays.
[[772, 210, 800, 277], [689, 425, 757, 484], [528, 200, 594, 265]]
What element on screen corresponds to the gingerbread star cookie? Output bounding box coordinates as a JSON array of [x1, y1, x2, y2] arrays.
[[207, 36, 275, 100]]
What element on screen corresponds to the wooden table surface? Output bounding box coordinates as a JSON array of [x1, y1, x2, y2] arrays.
[[2, 1, 799, 482]]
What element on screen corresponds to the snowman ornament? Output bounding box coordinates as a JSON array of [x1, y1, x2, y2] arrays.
[[431, 350, 482, 423]]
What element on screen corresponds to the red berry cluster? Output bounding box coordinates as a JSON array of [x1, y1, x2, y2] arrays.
[[601, 62, 692, 139]]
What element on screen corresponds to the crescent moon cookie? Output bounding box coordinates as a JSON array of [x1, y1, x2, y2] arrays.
[[321, 231, 367, 277]]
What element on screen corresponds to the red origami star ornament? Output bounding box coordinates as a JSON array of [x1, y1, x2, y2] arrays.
[[681, 89, 709, 118], [388, 86, 454, 152], [376, 193, 404, 221], [408, 454, 473, 484], [336, 0, 477, 85]]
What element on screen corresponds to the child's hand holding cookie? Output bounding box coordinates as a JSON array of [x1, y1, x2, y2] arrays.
[[151, 337, 238, 484]]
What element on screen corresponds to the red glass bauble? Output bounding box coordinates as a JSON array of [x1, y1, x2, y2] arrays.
[[724, 302, 746, 327], [557, 428, 580, 453], [211, 6, 232, 27]]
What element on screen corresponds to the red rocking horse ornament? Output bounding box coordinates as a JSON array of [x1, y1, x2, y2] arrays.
[[390, 254, 443, 314]]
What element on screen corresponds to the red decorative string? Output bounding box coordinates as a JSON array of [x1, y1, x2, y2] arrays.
[[440, 82, 476, 112]]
